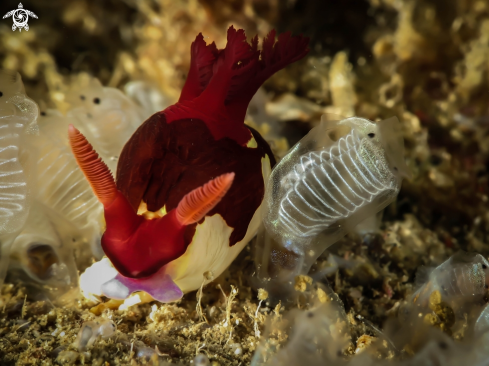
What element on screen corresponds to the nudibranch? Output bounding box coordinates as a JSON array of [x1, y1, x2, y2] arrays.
[[75, 26, 309, 303]]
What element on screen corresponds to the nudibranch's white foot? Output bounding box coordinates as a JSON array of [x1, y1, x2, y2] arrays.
[[80, 258, 119, 302], [101, 270, 183, 303], [80, 257, 183, 305]]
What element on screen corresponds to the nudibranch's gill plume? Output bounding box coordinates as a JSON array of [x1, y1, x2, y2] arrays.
[[164, 26, 310, 145], [69, 125, 235, 278]]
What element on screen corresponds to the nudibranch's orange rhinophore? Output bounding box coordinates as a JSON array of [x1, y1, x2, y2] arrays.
[[74, 26, 309, 303]]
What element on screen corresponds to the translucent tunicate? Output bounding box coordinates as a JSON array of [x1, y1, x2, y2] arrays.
[[124, 80, 171, 117], [74, 318, 116, 351], [0, 70, 38, 286], [467, 303, 489, 365], [136, 346, 158, 360], [252, 295, 350, 366], [475, 303, 489, 335], [66, 75, 146, 174], [246, 88, 289, 159], [31, 110, 104, 258], [256, 116, 409, 282], [193, 354, 210, 366], [351, 332, 460, 366], [410, 252, 489, 315], [9, 201, 81, 287]]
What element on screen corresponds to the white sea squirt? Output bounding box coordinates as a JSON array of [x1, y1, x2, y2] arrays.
[[410, 252, 489, 312], [252, 286, 350, 366], [123, 80, 171, 117], [475, 302, 489, 335], [32, 110, 104, 258], [66, 75, 146, 174], [74, 317, 116, 351], [0, 70, 38, 286], [257, 116, 410, 279], [9, 201, 83, 287]]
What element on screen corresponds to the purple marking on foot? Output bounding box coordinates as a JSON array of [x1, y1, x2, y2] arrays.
[[101, 270, 183, 303]]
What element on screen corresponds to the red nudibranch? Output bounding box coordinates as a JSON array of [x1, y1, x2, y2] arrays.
[[74, 26, 309, 303]]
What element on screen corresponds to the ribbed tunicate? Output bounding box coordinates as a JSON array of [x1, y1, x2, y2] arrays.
[[33, 114, 102, 231], [0, 70, 38, 286], [9, 201, 82, 287], [0, 121, 30, 234], [258, 116, 409, 278], [410, 252, 489, 312], [276, 129, 398, 240]]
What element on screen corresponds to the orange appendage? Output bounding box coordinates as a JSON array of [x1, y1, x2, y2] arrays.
[[68, 124, 117, 207], [176, 172, 235, 225]]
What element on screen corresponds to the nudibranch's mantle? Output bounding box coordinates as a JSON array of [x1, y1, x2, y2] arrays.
[[116, 116, 274, 250]]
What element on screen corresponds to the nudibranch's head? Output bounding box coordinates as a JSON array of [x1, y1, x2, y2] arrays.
[[335, 116, 411, 179], [70, 125, 236, 301], [69, 124, 235, 277]]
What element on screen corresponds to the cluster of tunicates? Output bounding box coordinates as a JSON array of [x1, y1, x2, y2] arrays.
[[65, 76, 147, 174], [251, 113, 489, 365], [4, 65, 489, 365], [0, 69, 166, 294], [252, 252, 489, 366], [252, 285, 350, 366]]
